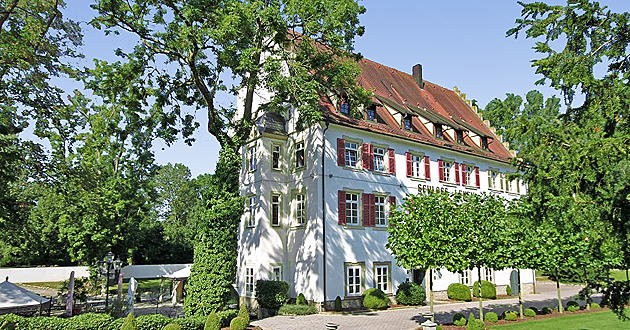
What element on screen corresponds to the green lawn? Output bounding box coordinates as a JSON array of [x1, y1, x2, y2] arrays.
[[489, 311, 627, 329], [610, 269, 629, 282]]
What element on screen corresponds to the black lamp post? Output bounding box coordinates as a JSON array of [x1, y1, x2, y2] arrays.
[[98, 251, 122, 310]]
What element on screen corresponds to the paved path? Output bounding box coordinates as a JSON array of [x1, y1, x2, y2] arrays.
[[252, 282, 593, 330]]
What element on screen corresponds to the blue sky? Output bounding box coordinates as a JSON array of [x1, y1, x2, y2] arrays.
[[56, 0, 628, 177]]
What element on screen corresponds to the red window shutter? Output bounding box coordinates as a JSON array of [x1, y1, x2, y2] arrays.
[[362, 193, 370, 226], [362, 143, 370, 170], [337, 139, 345, 167], [370, 194, 376, 226], [424, 156, 431, 179], [461, 165, 467, 185], [338, 190, 346, 225], [369, 144, 374, 171], [388, 149, 396, 174], [406, 152, 412, 177], [389, 196, 396, 217], [454, 162, 460, 184], [438, 159, 444, 182], [475, 167, 480, 188]]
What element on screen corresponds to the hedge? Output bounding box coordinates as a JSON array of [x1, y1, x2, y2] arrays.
[[395, 282, 425, 305], [255, 280, 289, 309], [0, 310, 238, 330], [447, 283, 472, 301], [278, 304, 318, 315], [472, 280, 497, 299]]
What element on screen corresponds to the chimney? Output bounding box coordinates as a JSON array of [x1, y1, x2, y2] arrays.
[[412, 64, 424, 89]]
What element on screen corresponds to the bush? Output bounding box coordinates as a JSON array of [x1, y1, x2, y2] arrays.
[[0, 321, 14, 330], [447, 283, 472, 302], [255, 280, 290, 309], [278, 304, 318, 315], [503, 311, 518, 321], [567, 305, 580, 312], [296, 293, 307, 305], [472, 280, 497, 299], [229, 317, 247, 330], [484, 312, 498, 323], [541, 306, 553, 315], [162, 325, 182, 330], [453, 312, 467, 326], [436, 326, 443, 330], [506, 285, 512, 296], [204, 311, 220, 330], [524, 308, 536, 317], [122, 314, 138, 330], [361, 288, 389, 310], [237, 304, 250, 326], [528, 306, 538, 315], [590, 302, 601, 310], [395, 282, 426, 305], [466, 313, 484, 330], [334, 296, 342, 312], [566, 300, 580, 310]]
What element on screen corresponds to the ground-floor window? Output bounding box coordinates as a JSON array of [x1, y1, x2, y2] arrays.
[[345, 263, 363, 296], [484, 268, 495, 283], [245, 268, 254, 294], [460, 269, 472, 286], [271, 265, 282, 281], [374, 263, 389, 292]]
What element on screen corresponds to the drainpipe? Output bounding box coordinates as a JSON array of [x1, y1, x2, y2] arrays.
[[322, 118, 331, 310]]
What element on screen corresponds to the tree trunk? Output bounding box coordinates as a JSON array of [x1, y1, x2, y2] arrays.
[[477, 267, 483, 320], [429, 268, 434, 321], [556, 269, 564, 313], [518, 269, 523, 319], [583, 266, 591, 310]]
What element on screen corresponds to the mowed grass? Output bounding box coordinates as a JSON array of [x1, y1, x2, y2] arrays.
[[489, 310, 627, 330], [610, 269, 629, 282]]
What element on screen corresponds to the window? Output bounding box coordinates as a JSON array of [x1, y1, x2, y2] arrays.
[[411, 154, 423, 178], [295, 193, 306, 226], [346, 264, 362, 296], [272, 144, 281, 170], [432, 268, 441, 282], [435, 124, 444, 139], [489, 170, 500, 190], [373, 147, 385, 172], [339, 98, 349, 114], [375, 196, 386, 226], [403, 116, 412, 130], [345, 192, 359, 225], [366, 106, 376, 121], [456, 130, 464, 144], [481, 137, 489, 150], [271, 194, 280, 226], [248, 196, 256, 227], [295, 142, 305, 169], [374, 264, 389, 292], [484, 268, 495, 283], [248, 145, 256, 171], [460, 270, 472, 286], [245, 268, 254, 294], [345, 141, 358, 167], [443, 161, 452, 182], [272, 265, 282, 281], [466, 166, 474, 186]]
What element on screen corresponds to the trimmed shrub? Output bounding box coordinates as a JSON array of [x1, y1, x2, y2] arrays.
[[472, 280, 497, 299], [255, 280, 289, 309], [334, 296, 342, 312], [122, 314, 138, 330], [436, 326, 443, 330], [278, 304, 318, 315], [395, 282, 426, 305], [204, 311, 220, 330], [567, 305, 580, 312], [447, 283, 472, 302], [162, 324, 182, 330], [590, 302, 601, 310], [453, 312, 467, 326], [541, 306, 553, 315], [485, 312, 498, 323], [136, 314, 170, 330], [506, 285, 512, 296], [503, 311, 518, 321], [296, 293, 307, 305], [362, 288, 389, 310], [566, 300, 580, 310], [229, 317, 247, 330], [237, 304, 250, 325], [528, 306, 539, 315], [524, 308, 536, 317], [466, 315, 485, 330]]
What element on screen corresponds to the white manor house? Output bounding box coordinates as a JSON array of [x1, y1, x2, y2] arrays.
[[237, 58, 535, 309]]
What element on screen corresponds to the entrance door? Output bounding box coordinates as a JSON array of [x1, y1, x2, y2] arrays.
[[413, 269, 426, 290], [510, 270, 520, 296]]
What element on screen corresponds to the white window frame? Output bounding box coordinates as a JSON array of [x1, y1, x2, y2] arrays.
[[271, 194, 281, 226], [271, 265, 282, 282], [443, 160, 453, 182], [375, 195, 387, 227], [295, 192, 306, 226], [247, 196, 256, 227], [345, 141, 359, 168], [465, 165, 475, 186], [272, 144, 281, 171], [295, 141, 305, 169], [489, 169, 500, 190], [245, 267, 254, 294], [373, 147, 386, 172], [460, 269, 472, 286], [248, 145, 256, 172], [484, 268, 495, 283], [345, 192, 360, 225], [346, 264, 363, 296], [411, 154, 424, 178], [374, 264, 389, 292]]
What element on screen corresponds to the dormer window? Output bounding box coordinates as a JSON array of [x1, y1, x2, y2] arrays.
[[435, 124, 444, 139], [339, 97, 349, 115], [403, 116, 412, 130], [366, 106, 376, 121], [481, 137, 489, 150], [456, 130, 464, 144]]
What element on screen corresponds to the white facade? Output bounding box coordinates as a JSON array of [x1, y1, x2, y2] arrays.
[[236, 61, 534, 307]]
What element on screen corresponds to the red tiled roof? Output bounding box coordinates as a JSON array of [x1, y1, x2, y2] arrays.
[[322, 58, 514, 163]]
